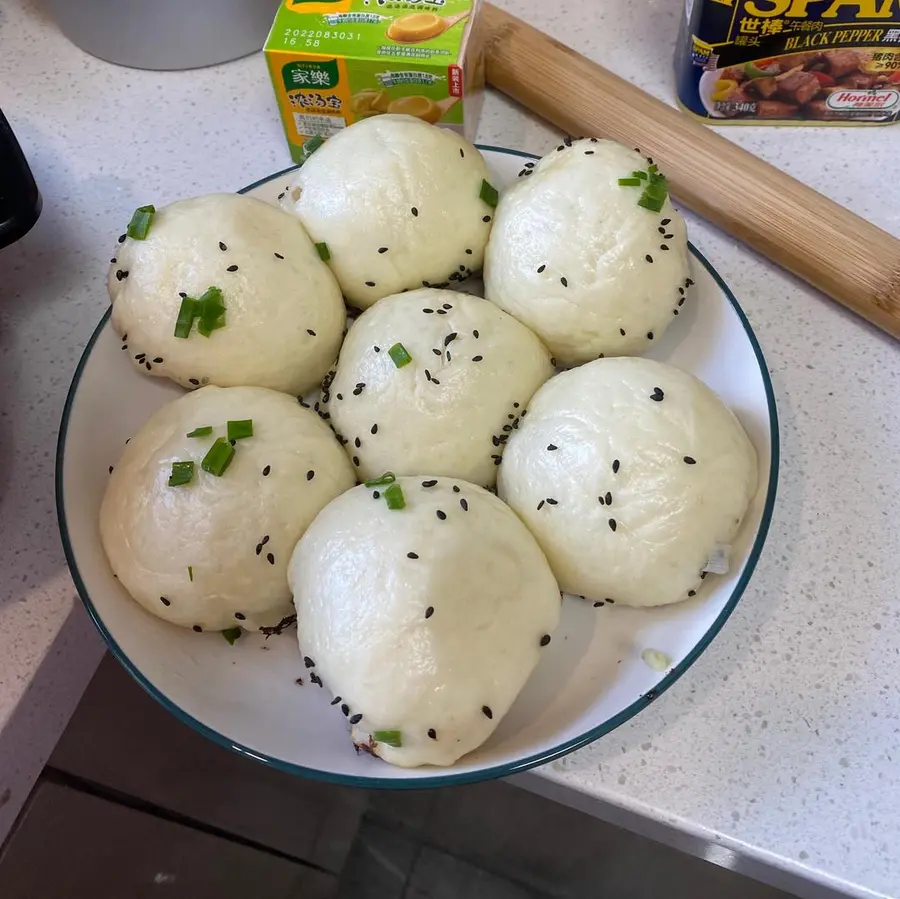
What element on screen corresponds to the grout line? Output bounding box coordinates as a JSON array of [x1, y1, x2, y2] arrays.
[[42, 766, 338, 876]]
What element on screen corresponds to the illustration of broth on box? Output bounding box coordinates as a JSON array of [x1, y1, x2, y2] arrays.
[[265, 0, 484, 163]]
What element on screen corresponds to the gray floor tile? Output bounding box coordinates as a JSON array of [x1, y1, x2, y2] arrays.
[[50, 653, 366, 872], [0, 781, 321, 899], [338, 818, 420, 899], [405, 846, 543, 899]]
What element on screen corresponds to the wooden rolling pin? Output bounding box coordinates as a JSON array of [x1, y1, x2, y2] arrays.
[[482, 3, 900, 340]]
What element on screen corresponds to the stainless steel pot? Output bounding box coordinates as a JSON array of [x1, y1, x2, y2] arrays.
[[44, 0, 282, 71]]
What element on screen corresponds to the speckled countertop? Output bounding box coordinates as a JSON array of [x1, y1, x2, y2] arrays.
[[1, 0, 898, 894]]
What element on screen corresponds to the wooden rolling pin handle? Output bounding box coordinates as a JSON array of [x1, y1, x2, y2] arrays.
[[482, 3, 900, 340]]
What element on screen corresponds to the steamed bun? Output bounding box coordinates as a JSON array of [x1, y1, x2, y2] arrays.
[[288, 477, 561, 767], [498, 358, 758, 607], [325, 289, 553, 486], [109, 193, 345, 395], [282, 115, 494, 308], [100, 386, 355, 632], [484, 139, 691, 366]]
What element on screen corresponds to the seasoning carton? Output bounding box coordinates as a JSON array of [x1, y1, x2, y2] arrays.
[[675, 0, 900, 125], [265, 0, 485, 163]]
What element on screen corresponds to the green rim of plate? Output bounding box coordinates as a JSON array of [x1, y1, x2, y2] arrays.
[[56, 145, 780, 790]]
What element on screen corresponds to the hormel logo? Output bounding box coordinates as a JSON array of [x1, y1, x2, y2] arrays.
[[826, 89, 900, 110]]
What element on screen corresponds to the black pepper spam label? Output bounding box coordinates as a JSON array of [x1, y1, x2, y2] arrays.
[[675, 0, 900, 124]]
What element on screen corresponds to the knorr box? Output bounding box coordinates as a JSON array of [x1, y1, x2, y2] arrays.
[[265, 0, 485, 163]]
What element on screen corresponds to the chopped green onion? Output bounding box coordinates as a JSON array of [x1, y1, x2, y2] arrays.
[[637, 194, 666, 213], [196, 285, 226, 338], [373, 730, 402, 747], [364, 472, 396, 488], [188, 566, 194, 582], [388, 342, 412, 368], [126, 204, 156, 240], [618, 177, 641, 187], [315, 241, 330, 261], [222, 627, 242, 645], [201, 437, 235, 477], [383, 483, 406, 510], [300, 134, 325, 163], [226, 419, 253, 441], [174, 297, 198, 339], [631, 170, 648, 180], [479, 179, 499, 208], [648, 163, 659, 175], [167, 461, 195, 487], [186, 426, 213, 438]]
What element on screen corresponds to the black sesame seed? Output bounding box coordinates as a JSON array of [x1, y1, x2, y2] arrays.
[[608, 518, 617, 532], [422, 479, 437, 487], [306, 469, 315, 481], [428, 728, 437, 739], [700, 571, 707, 579], [658, 227, 666, 234], [584, 150, 595, 155], [482, 215, 491, 223], [492, 455, 502, 465], [352, 456, 360, 466], [423, 308, 435, 314], [331, 696, 341, 705], [336, 393, 343, 400], [262, 465, 271, 476], [593, 601, 604, 608], [354, 437, 361, 449], [110, 257, 117, 264], [266, 552, 275, 565], [218, 241, 227, 251], [482, 706, 493, 719], [189, 378, 200, 386], [547, 444, 558, 451], [407, 552, 419, 559], [373, 490, 380, 499], [436, 510, 447, 521], [540, 634, 551, 646], [442, 303, 452, 310], [598, 496, 604, 505], [607, 597, 615, 604], [108, 465, 114, 474], [651, 387, 664, 401], [370, 424, 378, 435], [661, 218, 671, 226], [678, 297, 685, 307], [226, 264, 239, 272], [549, 358, 557, 368], [160, 596, 170, 606], [411, 207, 419, 217], [432, 348, 442, 356], [179, 292, 187, 298], [459, 264, 466, 272], [235, 612, 246, 621], [460, 148, 465, 158], [492, 435, 501, 447], [436, 309, 447, 315], [349, 713, 363, 724], [612, 459, 620, 473], [153, 357, 163, 364], [665, 233, 674, 240], [145, 362, 151, 370], [686, 278, 695, 286], [560, 277, 568, 287], [645, 255, 654, 264], [546, 498, 558, 505], [117, 233, 126, 243], [304, 656, 315, 668], [307, 328, 317, 336], [365, 281, 376, 287], [537, 500, 545, 510], [444, 332, 457, 346], [274, 252, 284, 259], [683, 456, 697, 465], [425, 606, 434, 619], [661, 245, 669, 251], [378, 247, 388, 254], [425, 369, 432, 381], [255, 543, 262, 555], [192, 625, 203, 633], [465, 248, 473, 255], [115, 269, 125, 281], [688, 590, 696, 597], [673, 309, 679, 316], [341, 704, 349, 716]]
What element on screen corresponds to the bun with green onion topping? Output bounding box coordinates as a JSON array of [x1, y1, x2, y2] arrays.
[[484, 139, 691, 366], [100, 386, 355, 633], [288, 477, 561, 767], [324, 289, 553, 487], [281, 115, 494, 309], [108, 193, 345, 395]]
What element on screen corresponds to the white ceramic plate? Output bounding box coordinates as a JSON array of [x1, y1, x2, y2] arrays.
[[57, 146, 778, 787]]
